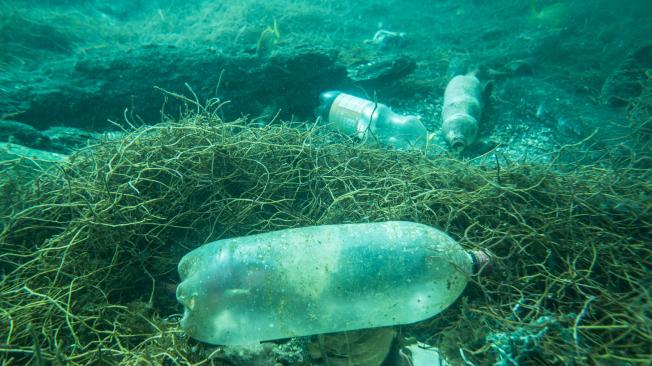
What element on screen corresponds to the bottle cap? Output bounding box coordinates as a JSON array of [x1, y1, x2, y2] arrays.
[[469, 250, 492, 275]]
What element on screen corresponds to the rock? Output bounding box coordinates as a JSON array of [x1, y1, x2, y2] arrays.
[[0, 120, 50, 149], [347, 55, 416, 85], [0, 142, 66, 177], [204, 339, 309, 366], [503, 59, 535, 77], [0, 121, 109, 155], [0, 142, 66, 163], [308, 328, 397, 366], [42, 126, 121, 154], [600, 45, 652, 107], [0, 45, 348, 130]]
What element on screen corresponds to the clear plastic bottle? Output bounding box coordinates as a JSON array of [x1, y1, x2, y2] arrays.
[[176, 221, 489, 345], [441, 73, 485, 151], [316, 91, 429, 149]]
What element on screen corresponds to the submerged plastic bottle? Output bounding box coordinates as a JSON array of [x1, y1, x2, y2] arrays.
[[316, 91, 430, 149], [441, 72, 487, 151], [176, 221, 489, 345]]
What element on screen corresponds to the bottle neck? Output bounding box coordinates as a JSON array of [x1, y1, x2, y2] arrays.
[[315, 90, 342, 121], [468, 250, 492, 275]]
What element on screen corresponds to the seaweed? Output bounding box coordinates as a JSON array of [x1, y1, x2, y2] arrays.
[[0, 113, 650, 365]]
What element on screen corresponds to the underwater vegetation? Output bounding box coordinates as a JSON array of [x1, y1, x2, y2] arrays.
[[1, 110, 650, 365]]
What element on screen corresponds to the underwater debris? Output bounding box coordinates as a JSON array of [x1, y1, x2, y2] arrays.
[[441, 71, 491, 152], [176, 221, 488, 345], [316, 91, 430, 149], [364, 29, 407, 49]]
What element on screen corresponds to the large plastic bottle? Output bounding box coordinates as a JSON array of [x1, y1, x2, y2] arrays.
[[316, 91, 430, 149], [176, 221, 489, 345]]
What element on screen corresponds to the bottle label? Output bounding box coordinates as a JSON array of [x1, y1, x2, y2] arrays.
[[329, 94, 375, 138]]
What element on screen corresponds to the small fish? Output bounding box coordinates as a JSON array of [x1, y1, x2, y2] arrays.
[[529, 1, 571, 28], [535, 102, 547, 119], [256, 19, 281, 57]]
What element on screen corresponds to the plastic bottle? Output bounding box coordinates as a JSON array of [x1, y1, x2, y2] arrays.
[[316, 91, 429, 149], [441, 72, 485, 151], [176, 221, 489, 345]]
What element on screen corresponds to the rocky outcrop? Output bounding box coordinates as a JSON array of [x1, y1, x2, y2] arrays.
[[1, 45, 349, 130]]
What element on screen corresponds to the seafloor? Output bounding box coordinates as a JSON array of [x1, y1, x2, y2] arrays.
[[1, 0, 651, 365]]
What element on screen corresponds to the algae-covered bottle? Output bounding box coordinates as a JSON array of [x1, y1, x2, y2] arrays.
[[176, 221, 488, 345], [316, 91, 430, 149], [441, 72, 487, 151]]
